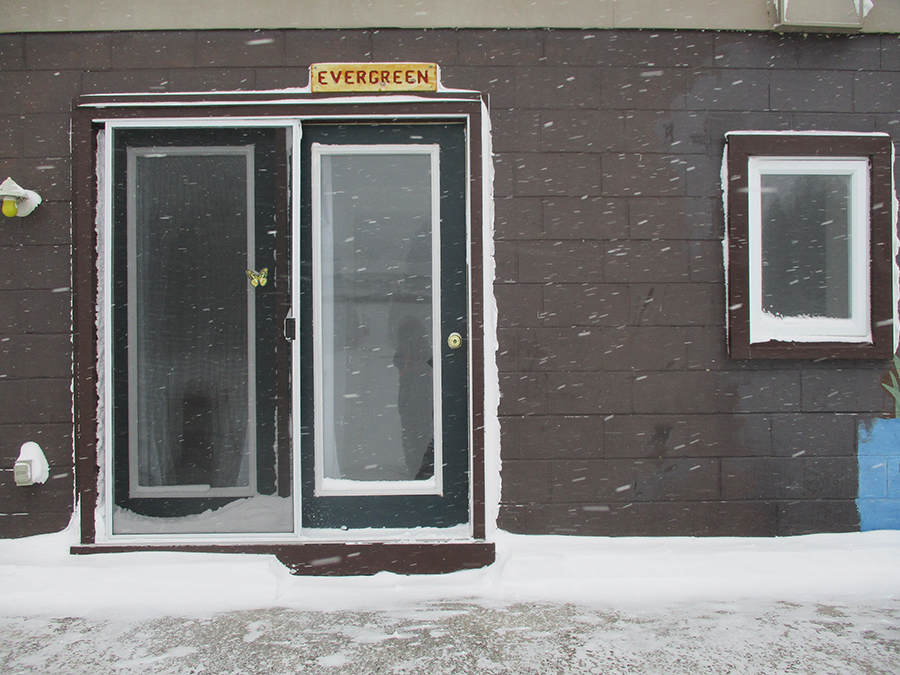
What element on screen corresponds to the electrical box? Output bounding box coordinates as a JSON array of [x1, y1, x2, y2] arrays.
[[14, 460, 33, 486], [13, 442, 49, 487], [772, 0, 868, 32]]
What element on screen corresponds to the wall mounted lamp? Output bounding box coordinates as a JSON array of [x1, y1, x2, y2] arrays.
[[0, 177, 41, 217]]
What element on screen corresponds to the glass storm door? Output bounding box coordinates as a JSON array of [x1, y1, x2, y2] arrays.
[[110, 127, 291, 535], [299, 123, 469, 530]]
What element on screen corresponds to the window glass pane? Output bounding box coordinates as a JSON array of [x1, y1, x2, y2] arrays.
[[760, 173, 852, 319], [129, 148, 255, 495], [318, 150, 437, 483]]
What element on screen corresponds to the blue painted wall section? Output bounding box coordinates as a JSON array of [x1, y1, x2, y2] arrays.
[[857, 419, 900, 530]]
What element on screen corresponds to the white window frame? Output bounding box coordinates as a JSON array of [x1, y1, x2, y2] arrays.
[[311, 142, 444, 497], [126, 144, 260, 499], [747, 156, 871, 345]]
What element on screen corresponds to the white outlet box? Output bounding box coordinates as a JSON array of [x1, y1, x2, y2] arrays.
[[14, 460, 33, 486], [14, 442, 49, 486]]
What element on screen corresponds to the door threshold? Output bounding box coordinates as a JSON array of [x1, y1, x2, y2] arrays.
[[70, 541, 496, 575]]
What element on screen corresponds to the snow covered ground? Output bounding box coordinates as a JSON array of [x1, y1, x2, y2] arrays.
[[1, 523, 899, 673]]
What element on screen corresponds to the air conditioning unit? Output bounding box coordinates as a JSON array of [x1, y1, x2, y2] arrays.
[[771, 0, 872, 32]]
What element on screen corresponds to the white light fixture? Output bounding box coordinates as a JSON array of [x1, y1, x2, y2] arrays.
[[0, 177, 42, 218]]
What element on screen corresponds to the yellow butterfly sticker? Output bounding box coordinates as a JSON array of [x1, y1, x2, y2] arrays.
[[246, 268, 268, 287]]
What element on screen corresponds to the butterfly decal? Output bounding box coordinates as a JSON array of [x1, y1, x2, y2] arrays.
[[246, 268, 268, 287]]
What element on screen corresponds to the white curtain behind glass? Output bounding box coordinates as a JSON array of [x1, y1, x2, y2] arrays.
[[130, 150, 254, 492]]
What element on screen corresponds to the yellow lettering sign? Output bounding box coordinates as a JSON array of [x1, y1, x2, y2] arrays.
[[310, 63, 438, 93]]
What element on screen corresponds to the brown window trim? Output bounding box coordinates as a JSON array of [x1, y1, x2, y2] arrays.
[[71, 92, 493, 574], [725, 132, 895, 360]]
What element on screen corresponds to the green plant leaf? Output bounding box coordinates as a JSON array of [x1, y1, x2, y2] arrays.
[[882, 355, 900, 418], [884, 377, 900, 419]]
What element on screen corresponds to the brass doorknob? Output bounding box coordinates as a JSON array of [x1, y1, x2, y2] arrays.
[[447, 332, 463, 350]]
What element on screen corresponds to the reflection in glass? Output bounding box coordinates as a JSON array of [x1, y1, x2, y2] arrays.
[[316, 148, 438, 484], [760, 173, 852, 319]]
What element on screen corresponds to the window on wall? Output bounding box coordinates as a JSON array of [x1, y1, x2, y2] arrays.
[[725, 133, 896, 360]]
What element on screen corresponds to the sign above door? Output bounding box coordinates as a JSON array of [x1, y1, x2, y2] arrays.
[[310, 63, 438, 93]]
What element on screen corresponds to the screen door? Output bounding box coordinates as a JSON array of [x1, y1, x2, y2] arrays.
[[110, 127, 291, 535]]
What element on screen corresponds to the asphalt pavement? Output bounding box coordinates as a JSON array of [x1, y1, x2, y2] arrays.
[[1, 598, 898, 674]]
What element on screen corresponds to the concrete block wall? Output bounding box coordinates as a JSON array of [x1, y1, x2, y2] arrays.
[[0, 29, 898, 538], [480, 30, 899, 537], [0, 31, 77, 536]]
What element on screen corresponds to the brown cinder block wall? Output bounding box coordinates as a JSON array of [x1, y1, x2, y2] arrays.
[[0, 29, 897, 538], [490, 30, 898, 537]]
